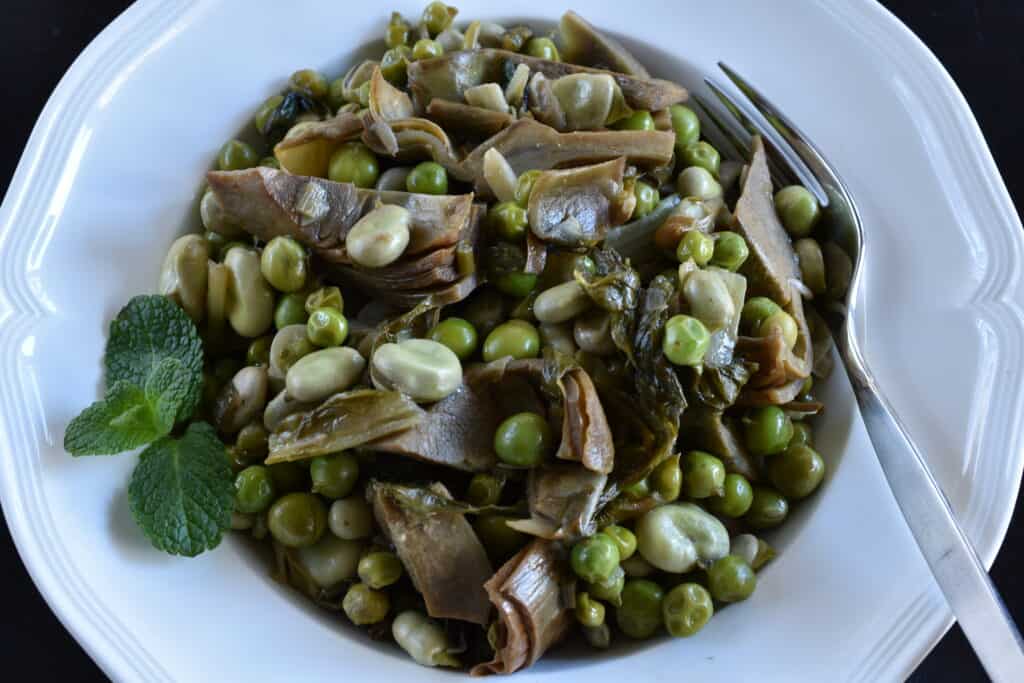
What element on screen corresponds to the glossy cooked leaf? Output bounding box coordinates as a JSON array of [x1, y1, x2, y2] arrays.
[[574, 248, 640, 360], [689, 359, 756, 411], [105, 295, 204, 421], [266, 389, 425, 463], [127, 422, 233, 557], [64, 382, 169, 456]]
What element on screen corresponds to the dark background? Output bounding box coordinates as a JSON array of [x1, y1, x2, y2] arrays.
[[1, 1, 1021, 680]]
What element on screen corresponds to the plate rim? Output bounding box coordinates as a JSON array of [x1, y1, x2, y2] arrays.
[[1, 0, 1021, 680]]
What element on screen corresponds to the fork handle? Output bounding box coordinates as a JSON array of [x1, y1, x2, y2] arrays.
[[843, 345, 1024, 681]]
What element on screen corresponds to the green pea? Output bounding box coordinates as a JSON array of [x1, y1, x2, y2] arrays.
[[483, 320, 540, 361], [465, 473, 504, 506], [706, 555, 756, 603], [428, 317, 478, 360], [789, 421, 814, 448], [343, 583, 390, 625], [260, 236, 307, 293], [602, 525, 637, 561], [305, 286, 344, 315], [617, 579, 664, 639], [358, 551, 404, 589], [267, 492, 327, 548], [758, 310, 798, 349], [234, 465, 276, 514], [775, 185, 821, 238], [246, 335, 273, 366], [525, 37, 560, 61], [306, 307, 349, 347], [744, 487, 789, 529], [327, 77, 347, 111], [487, 201, 529, 242], [494, 412, 552, 467], [381, 46, 413, 86], [740, 296, 782, 333], [328, 142, 379, 188], [412, 38, 444, 61], [681, 450, 726, 499], [421, 1, 455, 35], [309, 452, 359, 499], [254, 94, 284, 134], [669, 105, 700, 149], [575, 592, 606, 628], [571, 533, 621, 584], [514, 170, 541, 207], [217, 139, 259, 171], [289, 69, 328, 99], [493, 271, 537, 298], [613, 111, 655, 131], [587, 565, 625, 606], [474, 514, 528, 563], [633, 181, 660, 220], [650, 454, 682, 502], [663, 314, 710, 366], [744, 406, 794, 456], [259, 156, 280, 169], [406, 161, 448, 195], [769, 444, 826, 499], [710, 231, 749, 271], [385, 13, 410, 48], [274, 293, 309, 329], [676, 230, 714, 266], [662, 582, 713, 637], [679, 141, 720, 177], [707, 473, 754, 518], [268, 461, 310, 494], [235, 422, 269, 460]]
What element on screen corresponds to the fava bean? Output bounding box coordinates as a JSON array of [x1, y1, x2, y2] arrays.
[[345, 204, 411, 268], [574, 311, 616, 356], [214, 366, 269, 434], [676, 166, 723, 201], [372, 339, 463, 402], [392, 610, 460, 668], [534, 281, 591, 324], [682, 270, 736, 330], [159, 234, 209, 323], [260, 236, 307, 293], [636, 503, 730, 573], [269, 324, 315, 376], [224, 247, 275, 338]]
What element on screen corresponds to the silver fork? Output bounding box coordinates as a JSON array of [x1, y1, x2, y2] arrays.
[[701, 63, 1024, 681]]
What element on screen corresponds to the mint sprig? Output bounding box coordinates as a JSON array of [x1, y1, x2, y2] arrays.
[[64, 294, 234, 557], [128, 422, 234, 557]]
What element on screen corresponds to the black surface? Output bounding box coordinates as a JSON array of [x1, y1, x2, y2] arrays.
[[0, 1, 1020, 680]]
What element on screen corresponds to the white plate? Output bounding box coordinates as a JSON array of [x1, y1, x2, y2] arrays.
[[1, 1, 1022, 681]]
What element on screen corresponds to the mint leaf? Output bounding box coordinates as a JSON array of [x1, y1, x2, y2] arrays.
[[128, 422, 233, 557], [64, 382, 171, 456], [145, 357, 191, 430], [106, 295, 203, 421]]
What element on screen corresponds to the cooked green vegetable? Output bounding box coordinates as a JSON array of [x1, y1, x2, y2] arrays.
[[343, 583, 390, 624], [669, 104, 700, 149], [306, 307, 349, 347], [494, 412, 553, 467], [309, 452, 359, 499], [429, 317, 478, 360], [663, 314, 710, 366], [679, 141, 719, 177], [217, 140, 259, 171], [483, 320, 540, 361], [710, 231, 749, 271], [706, 555, 756, 603], [406, 161, 449, 195], [744, 486, 790, 529], [268, 492, 328, 548], [681, 450, 726, 499], [663, 583, 713, 637], [633, 181, 660, 219], [234, 465, 275, 513], [571, 532, 621, 583], [525, 37, 560, 61], [358, 551, 404, 589], [676, 230, 714, 266], [617, 579, 664, 639], [744, 406, 794, 456], [707, 473, 754, 517], [328, 142, 379, 187], [775, 185, 821, 237], [575, 592, 606, 627], [769, 444, 826, 499]]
